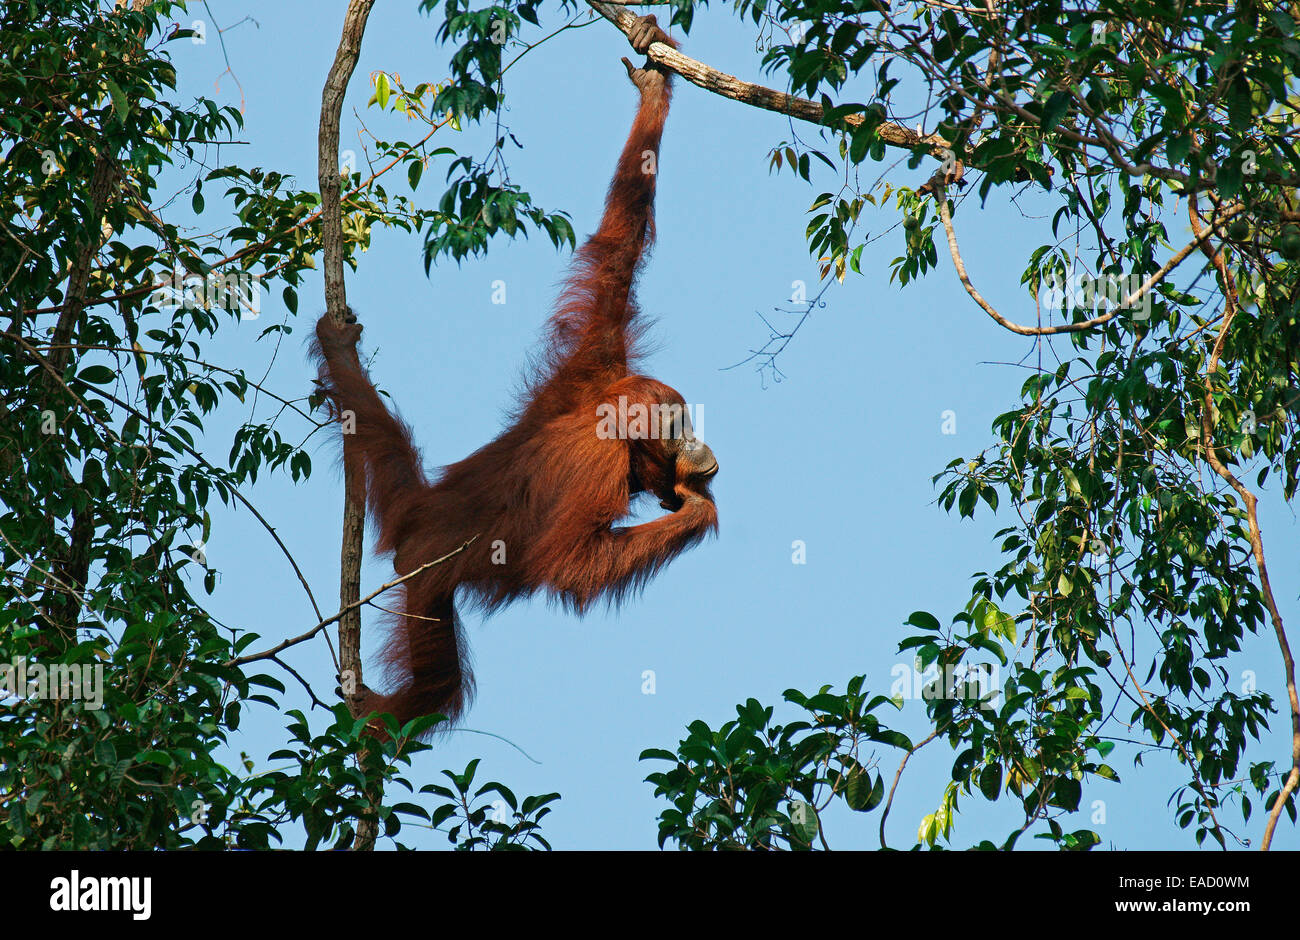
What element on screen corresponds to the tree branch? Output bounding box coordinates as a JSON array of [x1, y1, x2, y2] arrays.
[[935, 186, 1241, 335], [1187, 196, 1300, 851], [878, 727, 941, 849], [586, 2, 950, 155], [318, 0, 377, 853]]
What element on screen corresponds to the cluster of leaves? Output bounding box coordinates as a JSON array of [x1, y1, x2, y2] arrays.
[[240, 712, 557, 850], [414, 0, 575, 265], [643, 679, 906, 849], [0, 0, 256, 850], [644, 650, 1117, 850], [423, 0, 540, 119], [424, 151, 576, 266], [903, 609, 1116, 850], [0, 0, 554, 849], [421, 758, 559, 850]]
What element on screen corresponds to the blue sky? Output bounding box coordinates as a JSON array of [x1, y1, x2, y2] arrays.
[[172, 2, 1298, 849]]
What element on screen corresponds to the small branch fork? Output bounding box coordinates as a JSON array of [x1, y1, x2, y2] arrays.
[[228, 538, 477, 667]]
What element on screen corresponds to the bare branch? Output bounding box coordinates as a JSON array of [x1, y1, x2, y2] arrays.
[[586, 2, 950, 156], [318, 0, 377, 853], [935, 187, 1242, 335], [318, 0, 372, 709], [879, 727, 941, 849]]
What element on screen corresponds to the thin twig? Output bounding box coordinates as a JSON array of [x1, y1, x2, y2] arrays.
[[229, 538, 477, 667], [879, 727, 941, 848]]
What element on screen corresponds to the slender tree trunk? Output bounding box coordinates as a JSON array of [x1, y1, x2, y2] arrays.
[[318, 0, 379, 852]]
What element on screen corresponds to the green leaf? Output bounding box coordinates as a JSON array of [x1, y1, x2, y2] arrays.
[[905, 611, 943, 632], [1040, 91, 1070, 132], [105, 77, 129, 124], [78, 365, 117, 385], [1227, 76, 1253, 130], [978, 762, 1002, 800], [788, 800, 819, 844], [844, 762, 873, 810], [1267, 9, 1295, 35], [638, 748, 678, 764]]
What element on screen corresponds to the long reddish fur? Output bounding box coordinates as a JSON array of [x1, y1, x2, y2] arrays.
[[311, 51, 716, 732]]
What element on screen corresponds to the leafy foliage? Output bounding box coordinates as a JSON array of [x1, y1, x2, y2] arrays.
[[422, 758, 559, 850], [643, 680, 903, 849], [640, 0, 1300, 848]]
